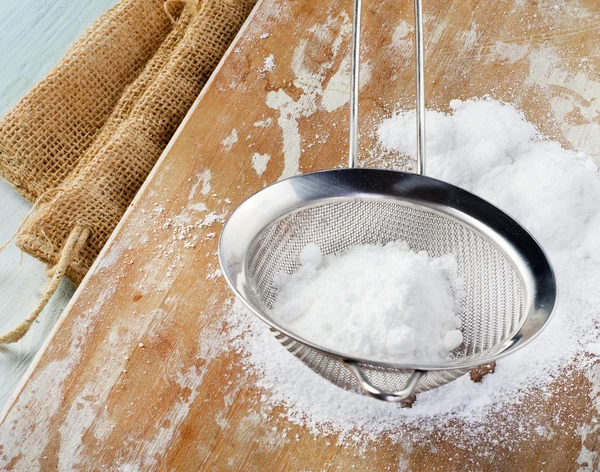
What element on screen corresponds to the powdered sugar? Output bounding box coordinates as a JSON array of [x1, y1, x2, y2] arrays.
[[272, 242, 463, 362], [221, 129, 238, 151], [251, 152, 270, 175], [376, 101, 600, 394], [262, 54, 276, 72], [224, 98, 600, 448], [377, 99, 600, 254]]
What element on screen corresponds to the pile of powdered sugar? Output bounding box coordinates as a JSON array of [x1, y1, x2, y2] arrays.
[[271, 241, 464, 362], [225, 98, 600, 445]]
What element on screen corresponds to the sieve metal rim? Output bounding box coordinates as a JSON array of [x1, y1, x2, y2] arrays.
[[218, 167, 557, 371]]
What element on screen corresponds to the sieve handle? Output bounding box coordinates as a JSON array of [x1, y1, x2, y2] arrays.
[[414, 0, 426, 175], [348, 0, 361, 168], [345, 362, 425, 402], [348, 0, 426, 174]]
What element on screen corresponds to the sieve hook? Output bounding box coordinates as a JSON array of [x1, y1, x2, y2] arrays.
[[345, 362, 425, 401], [348, 0, 426, 175]]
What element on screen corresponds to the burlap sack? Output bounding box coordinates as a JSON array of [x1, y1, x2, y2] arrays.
[[0, 0, 255, 343], [0, 0, 175, 202]]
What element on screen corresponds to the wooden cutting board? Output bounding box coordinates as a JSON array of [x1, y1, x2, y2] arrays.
[[1, 0, 599, 470]]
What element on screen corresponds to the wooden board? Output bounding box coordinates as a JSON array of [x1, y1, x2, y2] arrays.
[[1, 0, 600, 470]]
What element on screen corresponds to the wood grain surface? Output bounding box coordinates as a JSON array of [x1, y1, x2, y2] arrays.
[[1, 0, 599, 470]]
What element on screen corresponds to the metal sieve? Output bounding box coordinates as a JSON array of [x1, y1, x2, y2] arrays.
[[219, 0, 556, 401]]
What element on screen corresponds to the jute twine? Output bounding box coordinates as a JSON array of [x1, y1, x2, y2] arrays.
[[0, 0, 255, 343], [0, 226, 89, 344]]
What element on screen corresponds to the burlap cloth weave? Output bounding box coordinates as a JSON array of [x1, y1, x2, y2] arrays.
[[0, 0, 255, 342]]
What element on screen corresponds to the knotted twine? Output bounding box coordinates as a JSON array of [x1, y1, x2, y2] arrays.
[[0, 0, 255, 343]]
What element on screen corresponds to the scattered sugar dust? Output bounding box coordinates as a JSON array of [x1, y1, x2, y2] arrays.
[[262, 54, 276, 73], [221, 129, 238, 151], [223, 98, 600, 450], [265, 12, 371, 181], [251, 152, 270, 175]]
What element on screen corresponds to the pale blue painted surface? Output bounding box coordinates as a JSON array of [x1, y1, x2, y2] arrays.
[[0, 0, 119, 114], [0, 0, 118, 409]]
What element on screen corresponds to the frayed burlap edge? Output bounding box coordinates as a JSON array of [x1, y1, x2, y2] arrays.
[[0, 0, 256, 344]]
